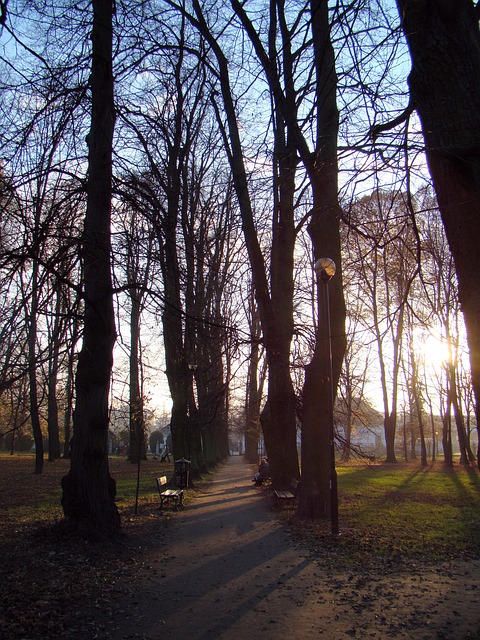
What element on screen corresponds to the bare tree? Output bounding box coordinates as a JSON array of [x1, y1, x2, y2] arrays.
[[112, 192, 156, 464], [61, 0, 120, 537], [244, 289, 264, 463], [382, 2, 480, 467], [226, 0, 347, 514], [115, 11, 238, 474], [336, 306, 372, 462], [345, 190, 419, 462], [418, 197, 476, 465], [167, 0, 301, 486], [406, 317, 427, 465]]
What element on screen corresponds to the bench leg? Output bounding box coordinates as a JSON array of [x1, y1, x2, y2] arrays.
[[276, 497, 295, 509]]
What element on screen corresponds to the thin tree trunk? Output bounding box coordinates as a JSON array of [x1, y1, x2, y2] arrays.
[[129, 291, 146, 464], [245, 297, 262, 463], [47, 281, 63, 461], [442, 399, 454, 467], [449, 364, 474, 465], [410, 338, 427, 466], [28, 258, 43, 475], [62, 316, 79, 459]]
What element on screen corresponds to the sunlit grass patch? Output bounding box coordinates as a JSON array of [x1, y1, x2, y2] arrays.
[[327, 462, 480, 562]]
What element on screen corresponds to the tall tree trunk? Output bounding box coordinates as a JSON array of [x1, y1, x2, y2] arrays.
[[395, 1, 480, 452], [28, 258, 44, 474], [301, 278, 335, 518], [159, 150, 192, 466], [61, 0, 120, 537], [298, 0, 346, 518], [260, 129, 299, 487], [383, 413, 397, 463], [442, 397, 454, 467], [414, 397, 427, 467], [245, 295, 262, 463], [62, 354, 74, 459], [429, 408, 436, 463], [129, 291, 146, 464], [159, 53, 191, 470], [450, 366, 475, 464], [162, 263, 190, 467], [264, 127, 299, 486], [402, 411, 408, 461], [62, 316, 79, 459], [341, 406, 353, 463], [410, 337, 427, 465], [47, 281, 63, 461]]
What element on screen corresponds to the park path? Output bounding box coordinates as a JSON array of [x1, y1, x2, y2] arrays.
[[109, 456, 480, 640]]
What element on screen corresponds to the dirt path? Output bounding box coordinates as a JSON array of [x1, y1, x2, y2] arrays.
[[108, 456, 480, 640]]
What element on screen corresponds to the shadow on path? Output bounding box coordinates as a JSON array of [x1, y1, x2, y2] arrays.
[[109, 456, 322, 639], [110, 456, 480, 640]]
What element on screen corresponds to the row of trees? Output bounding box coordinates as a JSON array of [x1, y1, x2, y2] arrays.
[[1, 0, 480, 537], [1, 180, 475, 464]]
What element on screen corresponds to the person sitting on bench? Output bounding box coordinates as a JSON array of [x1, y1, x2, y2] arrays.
[[253, 457, 270, 485]]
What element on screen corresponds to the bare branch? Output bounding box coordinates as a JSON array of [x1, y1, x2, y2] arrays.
[[369, 101, 415, 141]]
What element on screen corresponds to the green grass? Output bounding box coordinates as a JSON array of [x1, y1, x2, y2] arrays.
[[332, 462, 480, 561], [2, 455, 480, 563]]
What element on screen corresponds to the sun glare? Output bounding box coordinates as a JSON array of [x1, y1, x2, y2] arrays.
[[422, 334, 450, 370]]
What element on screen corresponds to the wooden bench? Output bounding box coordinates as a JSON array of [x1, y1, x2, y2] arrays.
[[274, 479, 300, 508], [156, 476, 184, 510]]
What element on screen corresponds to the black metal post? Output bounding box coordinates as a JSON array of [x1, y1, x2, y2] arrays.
[[318, 258, 339, 536], [315, 258, 338, 535]]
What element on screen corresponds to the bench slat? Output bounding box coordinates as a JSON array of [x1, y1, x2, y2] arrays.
[[274, 490, 294, 500], [274, 479, 300, 508]]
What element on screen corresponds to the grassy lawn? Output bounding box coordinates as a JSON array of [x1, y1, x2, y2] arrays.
[[1, 454, 479, 562], [287, 461, 480, 564]]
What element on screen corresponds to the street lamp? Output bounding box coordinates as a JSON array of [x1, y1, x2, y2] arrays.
[[314, 257, 339, 536]]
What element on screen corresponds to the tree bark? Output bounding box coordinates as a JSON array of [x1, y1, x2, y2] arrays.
[[448, 362, 474, 465], [396, 0, 480, 450], [61, 0, 120, 537], [298, 0, 346, 518], [301, 281, 334, 518], [245, 295, 262, 463], [162, 210, 191, 467], [410, 350, 427, 466], [62, 314, 79, 459]]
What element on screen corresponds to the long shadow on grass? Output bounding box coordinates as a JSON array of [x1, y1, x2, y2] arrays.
[[338, 463, 480, 558]]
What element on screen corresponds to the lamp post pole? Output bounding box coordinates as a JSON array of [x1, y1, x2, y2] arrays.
[[187, 363, 198, 463], [314, 258, 339, 536]]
